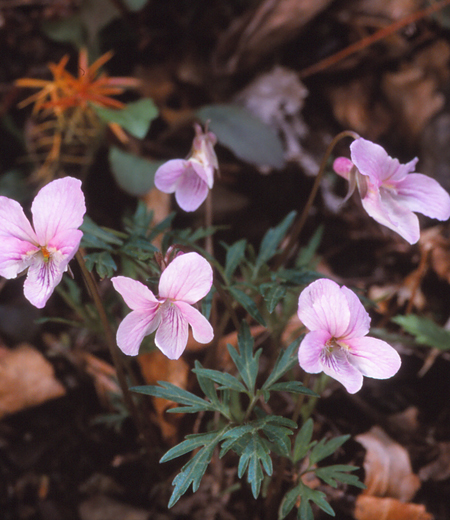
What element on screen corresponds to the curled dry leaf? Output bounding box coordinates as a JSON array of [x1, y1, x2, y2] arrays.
[[0, 344, 65, 418], [354, 495, 434, 520], [138, 350, 190, 443], [355, 426, 421, 501], [419, 226, 450, 284]]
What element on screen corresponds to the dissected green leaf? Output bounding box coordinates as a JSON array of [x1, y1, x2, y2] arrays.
[[81, 217, 124, 247], [93, 99, 158, 139], [279, 484, 302, 520], [309, 434, 350, 466], [259, 282, 287, 313], [193, 366, 247, 393], [255, 211, 296, 274], [298, 481, 335, 518], [109, 147, 163, 196], [223, 239, 247, 281], [83, 251, 117, 278], [392, 314, 450, 350], [130, 382, 216, 413], [160, 430, 226, 463], [228, 286, 266, 326], [196, 104, 285, 169], [315, 465, 364, 489], [262, 340, 300, 391], [277, 268, 321, 286], [227, 321, 261, 394], [237, 433, 272, 498], [293, 418, 314, 463]]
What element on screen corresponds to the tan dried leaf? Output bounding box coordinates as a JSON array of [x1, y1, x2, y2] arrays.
[[0, 344, 65, 418], [356, 426, 421, 501], [354, 495, 433, 520]]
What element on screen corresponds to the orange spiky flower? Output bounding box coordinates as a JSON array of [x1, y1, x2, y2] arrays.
[[16, 48, 140, 181]]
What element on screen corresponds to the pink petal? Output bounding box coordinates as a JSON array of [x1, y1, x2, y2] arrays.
[[23, 252, 66, 308], [340, 286, 370, 339], [0, 237, 38, 278], [175, 301, 214, 344], [191, 160, 214, 189], [298, 330, 332, 374], [31, 177, 86, 245], [155, 302, 189, 359], [0, 196, 37, 243], [320, 348, 364, 394], [116, 309, 161, 356], [361, 187, 420, 244], [49, 229, 83, 262], [154, 159, 189, 193], [159, 252, 213, 304], [297, 279, 350, 337], [347, 336, 401, 379], [175, 164, 209, 212], [333, 157, 353, 180], [111, 276, 159, 310], [395, 173, 450, 221], [350, 138, 392, 185]]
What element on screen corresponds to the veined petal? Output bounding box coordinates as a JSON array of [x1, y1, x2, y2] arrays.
[[395, 173, 450, 221], [175, 165, 209, 212], [340, 286, 370, 339], [116, 309, 161, 356], [175, 301, 214, 344], [298, 330, 332, 374], [351, 138, 392, 185], [0, 196, 38, 243], [190, 160, 214, 189], [23, 250, 66, 308], [297, 279, 350, 337], [31, 177, 86, 245], [320, 348, 364, 394], [155, 302, 189, 360], [49, 229, 83, 262], [154, 159, 189, 193], [111, 276, 159, 310], [0, 237, 38, 279], [361, 187, 420, 244], [159, 252, 213, 304], [347, 336, 401, 379]]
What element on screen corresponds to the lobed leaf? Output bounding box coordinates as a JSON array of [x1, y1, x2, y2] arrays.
[[228, 286, 266, 326], [309, 434, 350, 466], [315, 465, 365, 489], [293, 418, 315, 463], [83, 251, 117, 278], [192, 365, 247, 393], [392, 314, 450, 350], [227, 321, 261, 394], [259, 282, 287, 313], [223, 239, 247, 281], [262, 340, 301, 391]]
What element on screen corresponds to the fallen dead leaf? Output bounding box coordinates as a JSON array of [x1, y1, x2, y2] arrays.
[[138, 350, 190, 443], [356, 426, 421, 501], [354, 495, 433, 520], [0, 344, 66, 418], [419, 226, 450, 284], [79, 495, 149, 520]]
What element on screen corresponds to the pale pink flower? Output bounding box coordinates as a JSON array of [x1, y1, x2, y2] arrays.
[[111, 252, 214, 359], [0, 177, 86, 308], [333, 137, 450, 244], [297, 279, 401, 394], [154, 123, 218, 212]]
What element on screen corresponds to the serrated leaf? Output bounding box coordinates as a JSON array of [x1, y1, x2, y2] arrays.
[[255, 211, 296, 273], [227, 321, 261, 393], [223, 239, 247, 281], [279, 484, 302, 520], [192, 366, 247, 393], [262, 340, 300, 391], [309, 434, 350, 466], [261, 423, 294, 457], [81, 216, 124, 246], [297, 225, 323, 267], [293, 418, 314, 463], [315, 465, 365, 489], [168, 428, 229, 507], [83, 251, 117, 278], [196, 104, 285, 169], [93, 99, 158, 139], [228, 287, 266, 326], [109, 147, 164, 196], [131, 382, 216, 413], [237, 433, 272, 498], [194, 361, 222, 411], [160, 430, 224, 463], [392, 314, 450, 350], [122, 237, 158, 260], [260, 283, 287, 313]]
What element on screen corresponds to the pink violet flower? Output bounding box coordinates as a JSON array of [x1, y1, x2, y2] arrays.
[[297, 279, 401, 394], [111, 252, 214, 359], [154, 123, 218, 212], [333, 137, 450, 244], [0, 177, 86, 309]]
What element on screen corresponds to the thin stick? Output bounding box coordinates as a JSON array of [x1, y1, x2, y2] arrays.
[[75, 251, 156, 451], [274, 130, 359, 268]]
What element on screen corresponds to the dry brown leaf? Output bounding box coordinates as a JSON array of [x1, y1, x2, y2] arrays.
[[79, 495, 149, 520], [354, 495, 433, 520], [0, 344, 66, 418], [138, 350, 190, 443], [356, 426, 421, 501], [419, 226, 450, 284]]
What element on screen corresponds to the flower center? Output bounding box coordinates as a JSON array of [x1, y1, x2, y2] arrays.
[[40, 246, 52, 263]]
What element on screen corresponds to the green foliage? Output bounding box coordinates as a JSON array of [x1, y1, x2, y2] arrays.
[[392, 314, 450, 350], [196, 104, 285, 169], [93, 99, 158, 139]]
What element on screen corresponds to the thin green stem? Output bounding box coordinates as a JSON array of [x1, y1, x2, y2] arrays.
[[75, 250, 156, 451], [274, 130, 359, 269]]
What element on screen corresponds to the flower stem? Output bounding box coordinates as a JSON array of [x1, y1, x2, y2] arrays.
[[75, 250, 156, 452], [274, 130, 359, 269]]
